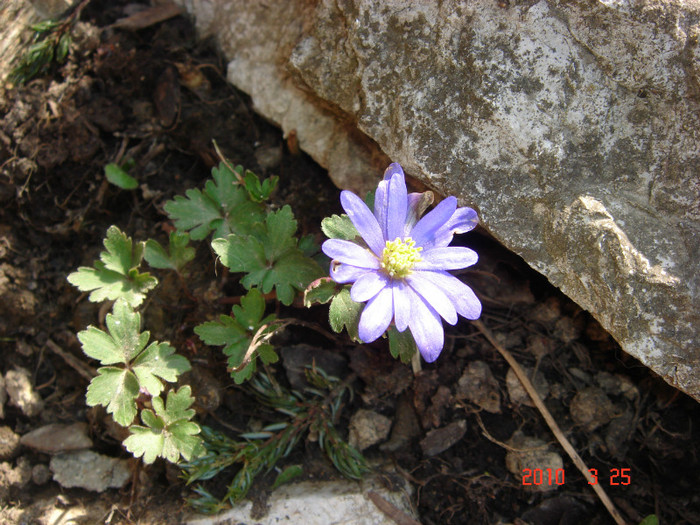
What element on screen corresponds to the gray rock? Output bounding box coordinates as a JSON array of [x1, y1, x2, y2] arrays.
[[20, 422, 93, 454], [4, 367, 43, 417], [175, 0, 700, 401], [50, 450, 131, 492]]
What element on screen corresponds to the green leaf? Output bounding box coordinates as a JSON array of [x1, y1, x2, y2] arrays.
[[271, 465, 303, 489], [132, 341, 191, 397], [388, 327, 417, 364], [124, 386, 203, 464], [56, 33, 71, 63], [211, 235, 266, 273], [78, 299, 191, 425], [303, 277, 338, 307], [105, 163, 138, 190], [144, 232, 195, 271], [194, 289, 277, 383], [164, 162, 265, 240], [67, 226, 157, 307], [639, 517, 659, 525], [86, 366, 140, 426], [212, 206, 324, 306], [264, 206, 298, 261], [30, 20, 61, 33], [231, 288, 266, 330], [243, 169, 278, 202], [78, 298, 148, 364], [328, 288, 362, 342], [321, 214, 359, 241], [298, 234, 318, 258]]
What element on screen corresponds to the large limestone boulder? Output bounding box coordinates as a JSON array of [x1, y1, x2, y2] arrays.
[[176, 0, 700, 401]]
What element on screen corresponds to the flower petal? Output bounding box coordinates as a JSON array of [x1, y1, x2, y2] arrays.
[[416, 270, 482, 320], [406, 290, 444, 362], [340, 191, 385, 255], [329, 261, 371, 284], [405, 273, 458, 325], [322, 239, 380, 269], [385, 171, 408, 241], [358, 287, 393, 343], [392, 280, 411, 332], [383, 163, 405, 180], [375, 165, 408, 241], [409, 196, 457, 248], [427, 206, 479, 249], [351, 271, 389, 303], [414, 246, 478, 270]]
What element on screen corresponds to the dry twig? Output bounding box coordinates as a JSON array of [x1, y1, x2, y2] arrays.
[[45, 338, 96, 382]]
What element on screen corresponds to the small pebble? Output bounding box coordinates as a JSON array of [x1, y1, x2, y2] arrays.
[[455, 361, 501, 414], [5, 368, 44, 417], [50, 450, 131, 492], [506, 367, 549, 407], [32, 463, 51, 485], [348, 409, 392, 451], [570, 387, 617, 432], [505, 431, 563, 492], [20, 422, 92, 454], [553, 316, 581, 343], [0, 426, 21, 461], [420, 420, 467, 457]]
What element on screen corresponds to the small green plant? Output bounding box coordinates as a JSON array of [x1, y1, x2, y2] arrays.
[[182, 367, 368, 514], [163, 163, 267, 240], [194, 288, 279, 383], [124, 386, 203, 464], [10, 16, 74, 86], [68, 157, 367, 506], [78, 298, 191, 426], [104, 162, 138, 190]]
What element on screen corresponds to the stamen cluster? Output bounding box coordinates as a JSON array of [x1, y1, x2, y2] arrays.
[[380, 238, 422, 278]]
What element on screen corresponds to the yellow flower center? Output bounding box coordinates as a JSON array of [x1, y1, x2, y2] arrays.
[[380, 237, 422, 278]]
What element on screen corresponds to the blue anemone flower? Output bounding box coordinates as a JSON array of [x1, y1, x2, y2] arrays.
[[322, 163, 482, 362]]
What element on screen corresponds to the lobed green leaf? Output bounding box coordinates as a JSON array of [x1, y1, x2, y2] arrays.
[[86, 367, 139, 426], [144, 231, 195, 271], [67, 226, 157, 307], [124, 386, 203, 464], [164, 162, 265, 241], [212, 206, 324, 306]]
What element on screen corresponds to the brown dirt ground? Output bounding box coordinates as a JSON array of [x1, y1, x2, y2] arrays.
[[0, 2, 698, 524]]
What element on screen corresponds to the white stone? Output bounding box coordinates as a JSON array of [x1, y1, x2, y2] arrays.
[[186, 475, 416, 525]]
